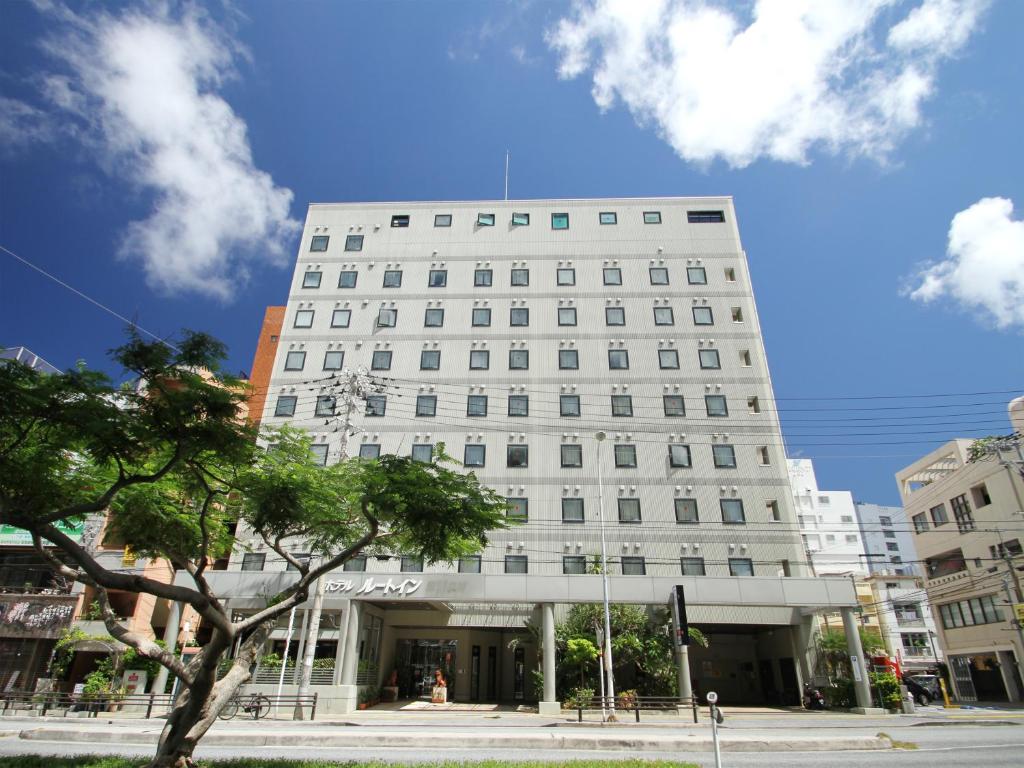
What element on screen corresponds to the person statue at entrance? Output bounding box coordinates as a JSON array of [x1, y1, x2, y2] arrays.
[[431, 668, 447, 704]]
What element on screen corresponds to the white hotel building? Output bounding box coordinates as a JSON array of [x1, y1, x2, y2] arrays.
[[200, 198, 863, 712]]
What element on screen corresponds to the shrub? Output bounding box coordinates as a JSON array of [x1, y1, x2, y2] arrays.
[[870, 672, 902, 709], [825, 678, 855, 709], [617, 689, 638, 709], [565, 687, 595, 709]]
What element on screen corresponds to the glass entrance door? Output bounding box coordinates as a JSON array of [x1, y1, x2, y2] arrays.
[[395, 639, 457, 700]]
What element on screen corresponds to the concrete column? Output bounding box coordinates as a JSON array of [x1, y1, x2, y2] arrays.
[[151, 601, 181, 695], [292, 609, 310, 684], [332, 606, 349, 686], [337, 601, 362, 713], [842, 607, 876, 713], [538, 603, 559, 715]]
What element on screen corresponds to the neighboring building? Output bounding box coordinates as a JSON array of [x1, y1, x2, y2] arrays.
[[896, 422, 1024, 703], [201, 198, 862, 713], [0, 346, 60, 375], [856, 502, 920, 577], [865, 573, 942, 673], [788, 459, 868, 577], [245, 306, 286, 427]]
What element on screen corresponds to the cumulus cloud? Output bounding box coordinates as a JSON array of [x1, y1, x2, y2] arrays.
[[908, 197, 1024, 330], [546, 0, 990, 167], [34, 3, 299, 300]]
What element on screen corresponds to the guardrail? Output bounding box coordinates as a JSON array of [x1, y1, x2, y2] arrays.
[[575, 695, 699, 723], [0, 691, 175, 718]]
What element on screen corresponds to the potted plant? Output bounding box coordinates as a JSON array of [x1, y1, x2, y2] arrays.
[[357, 688, 370, 710]]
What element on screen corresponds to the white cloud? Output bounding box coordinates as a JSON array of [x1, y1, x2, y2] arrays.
[[0, 97, 59, 153], [35, 3, 299, 300], [546, 0, 990, 167], [908, 197, 1024, 330]]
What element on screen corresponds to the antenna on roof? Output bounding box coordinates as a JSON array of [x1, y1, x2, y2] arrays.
[[504, 150, 510, 201]]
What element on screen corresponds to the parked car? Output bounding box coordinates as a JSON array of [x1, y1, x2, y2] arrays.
[[905, 674, 941, 705]]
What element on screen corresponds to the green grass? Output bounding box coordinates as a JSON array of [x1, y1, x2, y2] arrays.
[[877, 732, 918, 750], [0, 760, 699, 768]]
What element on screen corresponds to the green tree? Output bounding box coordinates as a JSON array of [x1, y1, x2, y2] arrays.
[[0, 332, 509, 768], [564, 637, 599, 690]]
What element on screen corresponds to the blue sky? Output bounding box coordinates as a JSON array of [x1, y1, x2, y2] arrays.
[[1, 0, 1021, 506]]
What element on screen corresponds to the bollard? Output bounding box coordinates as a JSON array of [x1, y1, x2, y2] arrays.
[[707, 691, 722, 768]]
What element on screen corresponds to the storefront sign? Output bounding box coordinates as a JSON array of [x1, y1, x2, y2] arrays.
[[324, 577, 422, 596], [1014, 603, 1024, 626], [0, 520, 84, 547]]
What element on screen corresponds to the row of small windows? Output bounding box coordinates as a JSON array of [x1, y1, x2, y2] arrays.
[[911, 489, 985, 535], [294, 305, 732, 330], [302, 266, 723, 289], [937, 595, 1003, 630], [309, 211, 726, 250]]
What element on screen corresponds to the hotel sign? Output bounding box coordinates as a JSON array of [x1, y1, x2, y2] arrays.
[[325, 577, 422, 597]]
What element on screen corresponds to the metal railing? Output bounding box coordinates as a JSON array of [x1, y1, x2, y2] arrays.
[[575, 695, 699, 723]]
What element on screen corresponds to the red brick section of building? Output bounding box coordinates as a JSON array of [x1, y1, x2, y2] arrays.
[[246, 306, 285, 426]]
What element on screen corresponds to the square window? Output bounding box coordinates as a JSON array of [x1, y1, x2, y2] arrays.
[[669, 444, 692, 468], [699, 349, 721, 369], [705, 395, 728, 417], [310, 444, 329, 465], [390, 216, 409, 228], [621, 556, 646, 575], [560, 395, 581, 417], [599, 211, 617, 225], [603, 268, 623, 285], [477, 213, 495, 227], [551, 212, 569, 230], [470, 350, 490, 369], [358, 444, 380, 459], [310, 235, 329, 252], [505, 555, 528, 574], [323, 351, 345, 370], [512, 212, 530, 226], [929, 504, 948, 526], [681, 557, 705, 576], [424, 308, 445, 327], [611, 395, 633, 417], [241, 553, 266, 571], [659, 349, 680, 369], [376, 308, 397, 327], [614, 444, 637, 467], [331, 309, 351, 328], [507, 445, 528, 468], [411, 444, 433, 463], [675, 498, 698, 523], [729, 558, 754, 576], [315, 395, 336, 417], [618, 498, 641, 523], [458, 555, 481, 573], [562, 498, 585, 523], [383, 270, 402, 288], [294, 309, 314, 328], [688, 210, 725, 223], [724, 267, 737, 282], [509, 349, 529, 369], [721, 499, 745, 523], [464, 444, 485, 467], [559, 349, 579, 369], [557, 268, 576, 286], [912, 513, 929, 533], [508, 395, 529, 417], [474, 269, 493, 287], [739, 350, 752, 366], [643, 211, 662, 224], [510, 308, 530, 326], [663, 395, 685, 416], [649, 267, 669, 285], [654, 307, 674, 325], [345, 234, 364, 250], [507, 497, 528, 521], [748, 397, 761, 414], [563, 555, 587, 575], [472, 308, 492, 326], [561, 444, 583, 468], [420, 350, 441, 370], [285, 351, 306, 371], [713, 444, 737, 469], [274, 395, 297, 417], [731, 307, 744, 323], [303, 271, 322, 288], [467, 395, 488, 417], [693, 307, 714, 325], [401, 555, 424, 572], [511, 268, 529, 286], [338, 271, 358, 289], [687, 267, 707, 285], [605, 307, 625, 326], [344, 555, 366, 572], [558, 307, 577, 326], [365, 395, 386, 416], [371, 350, 392, 370], [415, 395, 437, 416], [434, 214, 452, 227], [428, 269, 447, 287], [608, 349, 629, 369]]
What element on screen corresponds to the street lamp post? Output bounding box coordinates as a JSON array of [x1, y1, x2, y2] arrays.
[[594, 431, 616, 719]]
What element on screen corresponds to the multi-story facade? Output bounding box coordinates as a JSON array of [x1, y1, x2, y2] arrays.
[[897, 423, 1024, 703], [865, 573, 942, 674], [788, 459, 868, 577], [856, 502, 920, 577], [207, 198, 864, 712], [245, 306, 285, 427]]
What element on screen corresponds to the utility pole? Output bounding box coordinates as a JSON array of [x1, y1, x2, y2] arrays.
[[295, 369, 380, 718]]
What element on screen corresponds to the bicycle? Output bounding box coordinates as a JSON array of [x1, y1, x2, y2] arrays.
[[218, 692, 271, 720]]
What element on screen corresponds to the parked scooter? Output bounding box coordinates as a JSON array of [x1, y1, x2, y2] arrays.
[[803, 683, 826, 710]]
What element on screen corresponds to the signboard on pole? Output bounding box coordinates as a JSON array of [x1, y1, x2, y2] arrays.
[[671, 585, 690, 647], [1013, 603, 1024, 626]]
